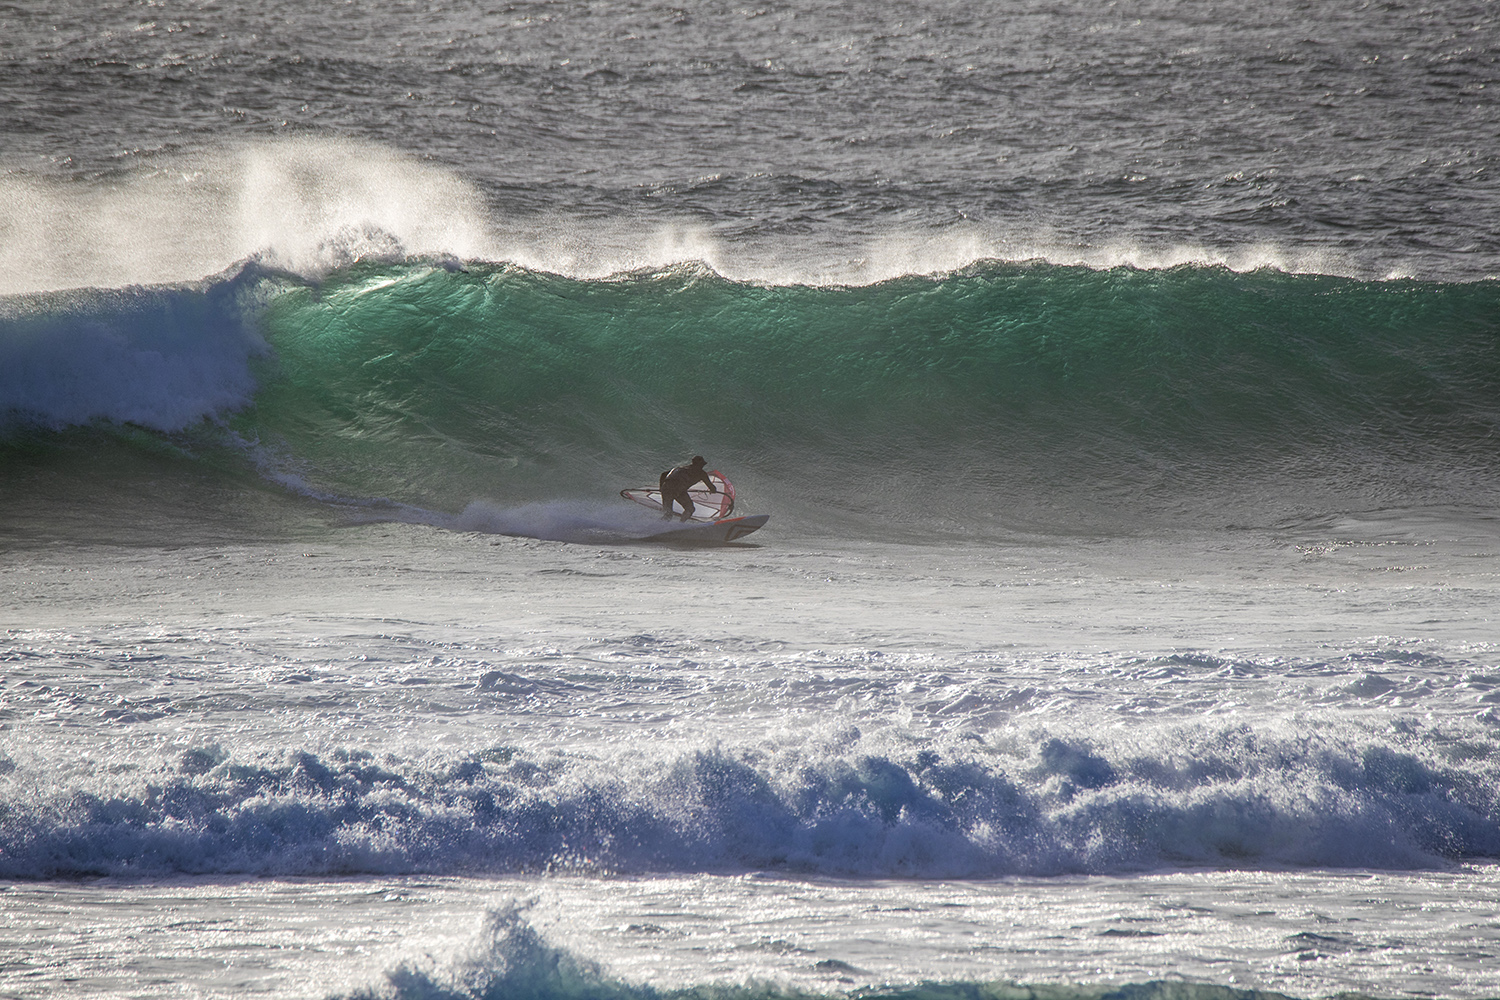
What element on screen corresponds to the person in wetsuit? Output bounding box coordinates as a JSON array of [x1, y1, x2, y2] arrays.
[[659, 455, 717, 521]]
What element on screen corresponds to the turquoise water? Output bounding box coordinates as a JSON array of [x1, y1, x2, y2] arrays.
[[5, 260, 1498, 540]]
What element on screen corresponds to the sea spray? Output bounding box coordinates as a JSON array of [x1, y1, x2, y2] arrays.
[[0, 138, 493, 297]]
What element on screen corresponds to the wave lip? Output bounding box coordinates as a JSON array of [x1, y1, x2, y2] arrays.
[[0, 267, 269, 433]]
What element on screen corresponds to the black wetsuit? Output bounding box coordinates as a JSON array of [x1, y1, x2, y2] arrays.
[[659, 462, 716, 520]]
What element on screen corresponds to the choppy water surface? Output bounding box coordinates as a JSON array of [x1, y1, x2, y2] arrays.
[[3, 1, 1500, 998]]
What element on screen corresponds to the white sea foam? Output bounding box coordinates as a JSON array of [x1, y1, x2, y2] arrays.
[[5, 871, 1500, 1000], [0, 708, 1495, 880], [337, 877, 1500, 1000]]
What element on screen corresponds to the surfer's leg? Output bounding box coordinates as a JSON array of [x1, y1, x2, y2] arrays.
[[680, 496, 695, 522]]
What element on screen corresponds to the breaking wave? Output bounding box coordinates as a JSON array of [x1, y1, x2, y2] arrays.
[[2, 716, 1496, 879], [340, 903, 1313, 1000], [3, 253, 1498, 539]]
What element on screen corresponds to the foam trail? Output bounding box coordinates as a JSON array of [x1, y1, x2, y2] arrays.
[[345, 497, 695, 544], [451, 499, 671, 542], [230, 434, 682, 543]]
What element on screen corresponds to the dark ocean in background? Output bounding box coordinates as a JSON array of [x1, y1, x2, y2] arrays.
[[4, 0, 1497, 280], [3, 2, 1500, 999]]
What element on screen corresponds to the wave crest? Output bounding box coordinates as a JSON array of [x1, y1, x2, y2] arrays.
[[1, 137, 1421, 299]]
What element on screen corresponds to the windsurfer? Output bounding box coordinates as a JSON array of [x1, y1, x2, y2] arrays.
[[659, 456, 717, 521]]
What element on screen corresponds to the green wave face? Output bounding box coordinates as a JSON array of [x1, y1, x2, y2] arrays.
[[242, 261, 1500, 533]]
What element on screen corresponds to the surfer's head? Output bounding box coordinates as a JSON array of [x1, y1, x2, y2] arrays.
[[691, 455, 706, 466]]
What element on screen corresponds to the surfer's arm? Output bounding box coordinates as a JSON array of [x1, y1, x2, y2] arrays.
[[698, 470, 717, 492]]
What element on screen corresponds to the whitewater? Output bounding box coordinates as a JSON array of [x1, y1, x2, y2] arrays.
[[4, 1, 1500, 999]]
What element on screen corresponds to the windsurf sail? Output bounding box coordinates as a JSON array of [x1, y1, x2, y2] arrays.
[[621, 470, 736, 522]]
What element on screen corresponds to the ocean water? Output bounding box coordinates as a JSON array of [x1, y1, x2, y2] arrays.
[[3, 1, 1500, 998]]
